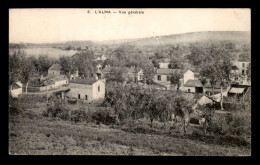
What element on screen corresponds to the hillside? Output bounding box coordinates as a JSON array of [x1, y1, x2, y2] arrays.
[[124, 31, 251, 47], [10, 31, 250, 48]]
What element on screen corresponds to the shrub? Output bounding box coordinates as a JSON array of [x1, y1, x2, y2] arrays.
[[9, 97, 24, 116], [92, 107, 118, 125], [70, 109, 89, 123]]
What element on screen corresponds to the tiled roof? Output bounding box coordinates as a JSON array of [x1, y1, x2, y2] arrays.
[[229, 87, 245, 94], [157, 68, 181, 75], [184, 79, 203, 87], [70, 78, 98, 85], [49, 64, 60, 71]]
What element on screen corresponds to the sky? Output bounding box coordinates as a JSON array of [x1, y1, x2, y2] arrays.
[[9, 8, 251, 43]]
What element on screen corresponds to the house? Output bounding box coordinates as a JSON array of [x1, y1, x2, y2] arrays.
[[154, 68, 181, 83], [179, 69, 202, 93], [158, 58, 171, 69], [10, 82, 23, 98], [102, 66, 143, 83], [95, 55, 107, 61], [182, 79, 203, 93], [48, 63, 78, 80], [65, 78, 105, 102], [48, 63, 61, 76], [183, 69, 195, 85], [42, 75, 69, 89], [232, 60, 250, 76], [227, 83, 251, 100]]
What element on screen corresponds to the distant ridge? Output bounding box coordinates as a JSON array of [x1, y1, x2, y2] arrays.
[[9, 31, 250, 46], [123, 31, 251, 46]]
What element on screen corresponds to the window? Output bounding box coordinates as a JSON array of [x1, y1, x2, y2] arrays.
[[53, 72, 54, 75], [78, 94, 80, 99], [98, 85, 100, 92], [158, 75, 161, 81], [242, 70, 245, 75], [167, 76, 170, 81], [188, 89, 190, 93], [242, 63, 245, 68], [85, 95, 88, 100]]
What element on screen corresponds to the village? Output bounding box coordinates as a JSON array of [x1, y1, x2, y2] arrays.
[[8, 9, 251, 156], [10, 44, 251, 126]]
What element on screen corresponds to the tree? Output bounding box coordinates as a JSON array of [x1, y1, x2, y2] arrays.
[[172, 95, 193, 134], [20, 56, 36, 93], [142, 92, 160, 128], [106, 67, 126, 84], [9, 51, 22, 87], [152, 59, 159, 68], [168, 58, 183, 69], [215, 57, 232, 110], [197, 104, 215, 134], [140, 60, 156, 85], [199, 77, 207, 94], [170, 73, 181, 92], [200, 63, 218, 95], [74, 51, 96, 78], [59, 56, 77, 80], [37, 55, 53, 75]]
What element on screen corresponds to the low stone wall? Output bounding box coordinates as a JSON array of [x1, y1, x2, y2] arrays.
[[26, 84, 66, 93]]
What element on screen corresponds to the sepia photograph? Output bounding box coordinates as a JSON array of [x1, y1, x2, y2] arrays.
[[9, 8, 251, 156]]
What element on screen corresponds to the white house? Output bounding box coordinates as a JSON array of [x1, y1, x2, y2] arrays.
[[66, 78, 105, 102], [183, 69, 194, 85], [95, 55, 107, 61], [158, 58, 171, 69], [43, 75, 69, 89], [154, 68, 181, 83], [232, 60, 250, 76], [10, 82, 23, 98]]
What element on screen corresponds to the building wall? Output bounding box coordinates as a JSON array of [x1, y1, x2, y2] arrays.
[[184, 70, 194, 84], [159, 62, 170, 69], [66, 83, 93, 102], [92, 80, 105, 100], [137, 71, 143, 81], [233, 61, 250, 75], [48, 70, 60, 77], [11, 88, 22, 97], [54, 80, 67, 87], [154, 74, 170, 82], [182, 86, 196, 93]]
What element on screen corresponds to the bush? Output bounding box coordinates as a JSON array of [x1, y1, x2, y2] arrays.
[[92, 107, 118, 125], [9, 97, 24, 116], [44, 98, 69, 119], [70, 109, 90, 123]]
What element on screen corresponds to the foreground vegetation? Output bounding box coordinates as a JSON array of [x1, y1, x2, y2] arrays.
[[9, 90, 251, 155]]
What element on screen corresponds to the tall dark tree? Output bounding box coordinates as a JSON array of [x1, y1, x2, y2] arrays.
[[59, 56, 77, 80], [170, 73, 181, 92]]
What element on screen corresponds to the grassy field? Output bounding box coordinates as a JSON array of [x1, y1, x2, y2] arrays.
[[9, 102, 250, 156]]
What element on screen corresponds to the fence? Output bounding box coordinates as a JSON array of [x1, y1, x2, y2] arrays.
[[25, 84, 68, 93]]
